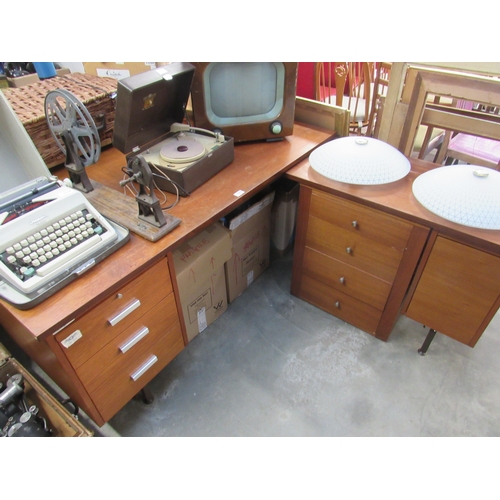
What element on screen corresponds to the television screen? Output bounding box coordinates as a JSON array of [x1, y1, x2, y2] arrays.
[[190, 62, 298, 143]]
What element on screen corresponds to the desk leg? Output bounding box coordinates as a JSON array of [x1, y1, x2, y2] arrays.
[[418, 328, 437, 355], [135, 385, 155, 404]]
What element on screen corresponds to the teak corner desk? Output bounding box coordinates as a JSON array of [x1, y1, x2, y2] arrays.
[[0, 122, 334, 426], [2, 121, 500, 427]]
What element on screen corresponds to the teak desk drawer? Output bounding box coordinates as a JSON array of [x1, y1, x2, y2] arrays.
[[310, 189, 413, 251], [55, 259, 172, 369], [302, 246, 392, 311], [300, 274, 382, 334], [306, 216, 404, 283], [77, 293, 183, 422]]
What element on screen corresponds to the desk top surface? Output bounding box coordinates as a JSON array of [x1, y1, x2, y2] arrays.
[[1, 122, 333, 339]]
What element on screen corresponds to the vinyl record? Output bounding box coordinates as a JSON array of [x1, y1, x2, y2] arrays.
[[160, 138, 206, 164]]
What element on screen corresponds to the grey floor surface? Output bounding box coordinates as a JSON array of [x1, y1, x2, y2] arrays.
[[2, 252, 500, 438], [106, 252, 500, 437]]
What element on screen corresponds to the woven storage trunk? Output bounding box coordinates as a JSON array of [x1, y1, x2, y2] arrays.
[[2, 73, 118, 168]]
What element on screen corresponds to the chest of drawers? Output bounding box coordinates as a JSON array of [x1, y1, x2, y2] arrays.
[[50, 259, 184, 423], [291, 187, 430, 340]]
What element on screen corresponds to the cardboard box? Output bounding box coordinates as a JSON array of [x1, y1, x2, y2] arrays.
[[225, 191, 275, 303], [6, 67, 70, 88], [271, 180, 299, 259], [83, 62, 157, 80], [173, 223, 232, 341]]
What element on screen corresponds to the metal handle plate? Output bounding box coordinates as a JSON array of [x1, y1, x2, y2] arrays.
[[108, 298, 141, 326], [130, 355, 158, 382], [119, 326, 149, 353]]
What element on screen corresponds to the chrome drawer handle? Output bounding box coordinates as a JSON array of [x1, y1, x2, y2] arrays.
[[339, 277, 345, 284], [335, 301, 340, 308], [130, 355, 158, 382], [352, 220, 358, 228], [119, 326, 150, 353], [346, 247, 352, 254], [108, 298, 141, 326]]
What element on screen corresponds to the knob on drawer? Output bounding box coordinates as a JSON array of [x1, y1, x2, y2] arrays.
[[346, 247, 353, 254], [339, 277, 345, 284], [352, 220, 358, 228], [335, 301, 340, 308]]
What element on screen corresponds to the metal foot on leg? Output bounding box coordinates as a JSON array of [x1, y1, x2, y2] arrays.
[[135, 385, 155, 405], [418, 328, 437, 355]]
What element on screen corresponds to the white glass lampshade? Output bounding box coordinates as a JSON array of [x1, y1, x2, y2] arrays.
[[309, 136, 411, 185], [412, 165, 500, 229]]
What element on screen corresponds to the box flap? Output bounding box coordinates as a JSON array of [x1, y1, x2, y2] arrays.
[[173, 223, 232, 295], [229, 191, 275, 234], [113, 62, 195, 154]]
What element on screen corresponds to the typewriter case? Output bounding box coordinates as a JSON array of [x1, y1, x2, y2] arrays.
[[0, 91, 53, 194], [113, 62, 234, 196]]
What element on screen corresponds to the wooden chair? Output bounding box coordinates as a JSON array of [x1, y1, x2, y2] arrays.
[[440, 133, 500, 169], [367, 62, 391, 137], [315, 62, 376, 135], [433, 102, 500, 168], [369, 63, 446, 157], [398, 69, 500, 165]]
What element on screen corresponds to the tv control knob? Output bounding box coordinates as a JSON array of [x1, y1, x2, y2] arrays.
[[270, 121, 282, 135]]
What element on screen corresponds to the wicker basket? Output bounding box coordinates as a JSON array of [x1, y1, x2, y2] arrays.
[[2, 73, 118, 168]]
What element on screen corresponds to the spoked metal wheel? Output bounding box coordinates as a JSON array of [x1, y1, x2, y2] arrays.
[[44, 88, 101, 167]]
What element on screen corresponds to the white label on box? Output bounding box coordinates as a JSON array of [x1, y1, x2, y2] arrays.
[[96, 68, 131, 80], [197, 307, 208, 333], [247, 270, 254, 287], [61, 329, 83, 348]]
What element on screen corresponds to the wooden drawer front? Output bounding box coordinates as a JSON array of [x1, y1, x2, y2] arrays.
[[310, 190, 413, 251], [306, 215, 403, 283], [299, 274, 382, 334], [77, 294, 183, 422], [55, 260, 172, 369], [302, 246, 392, 311], [406, 236, 500, 346]]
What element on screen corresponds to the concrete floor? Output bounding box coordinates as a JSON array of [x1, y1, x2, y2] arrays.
[[106, 252, 500, 437], [2, 251, 500, 438]]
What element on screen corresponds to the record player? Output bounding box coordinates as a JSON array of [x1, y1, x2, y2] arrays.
[[113, 62, 234, 196]]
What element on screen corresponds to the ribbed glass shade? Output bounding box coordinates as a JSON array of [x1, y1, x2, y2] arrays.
[[412, 165, 500, 229], [309, 137, 411, 185]]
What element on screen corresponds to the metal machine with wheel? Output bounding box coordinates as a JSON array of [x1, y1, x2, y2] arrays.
[[44, 89, 101, 192]]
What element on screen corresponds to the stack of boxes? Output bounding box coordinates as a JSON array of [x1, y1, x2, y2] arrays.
[[173, 224, 232, 342], [173, 186, 297, 343]]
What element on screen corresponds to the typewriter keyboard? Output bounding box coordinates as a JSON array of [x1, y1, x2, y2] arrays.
[[1, 208, 108, 283]]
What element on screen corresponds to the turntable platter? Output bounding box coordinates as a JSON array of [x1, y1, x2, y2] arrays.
[[160, 138, 206, 164]]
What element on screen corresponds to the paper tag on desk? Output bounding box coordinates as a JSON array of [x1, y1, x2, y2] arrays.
[[197, 307, 207, 333]]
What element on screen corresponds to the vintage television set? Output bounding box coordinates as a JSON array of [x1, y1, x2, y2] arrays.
[[190, 62, 298, 143]]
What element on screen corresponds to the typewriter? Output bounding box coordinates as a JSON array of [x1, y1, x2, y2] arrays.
[[0, 176, 129, 309]]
